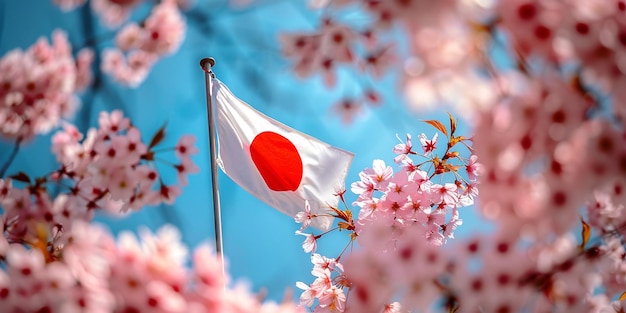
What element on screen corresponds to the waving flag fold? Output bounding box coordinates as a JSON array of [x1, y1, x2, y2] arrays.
[[212, 78, 354, 231]]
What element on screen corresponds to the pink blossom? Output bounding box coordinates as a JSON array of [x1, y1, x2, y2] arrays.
[[91, 0, 142, 27], [587, 190, 626, 234], [296, 231, 318, 253], [442, 209, 463, 240], [6, 242, 46, 278], [107, 167, 137, 200], [100, 1, 185, 86], [296, 281, 318, 307], [75, 48, 94, 91], [120, 182, 159, 212], [363, 159, 393, 190], [192, 245, 226, 289], [116, 23, 143, 51], [385, 169, 415, 204], [458, 182, 478, 207], [53, 0, 87, 10], [280, 19, 360, 88], [175, 134, 199, 159], [418, 132, 438, 156], [383, 302, 402, 313], [320, 23, 355, 69], [310, 268, 333, 293], [262, 297, 308, 313], [127, 49, 157, 78], [125, 127, 148, 163], [295, 200, 314, 231], [361, 45, 396, 78], [424, 220, 445, 245], [101, 48, 124, 74], [158, 184, 182, 205], [354, 197, 379, 220], [0, 30, 92, 139], [143, 280, 187, 311], [175, 156, 200, 186], [317, 285, 346, 312], [496, 0, 561, 60], [311, 253, 344, 274], [393, 133, 414, 164], [98, 110, 130, 136], [350, 171, 376, 201], [279, 33, 320, 79], [140, 1, 186, 56], [432, 183, 458, 206], [0, 179, 11, 200], [102, 48, 157, 87], [50, 110, 196, 216], [140, 224, 188, 268], [332, 98, 362, 124], [465, 154, 480, 181]]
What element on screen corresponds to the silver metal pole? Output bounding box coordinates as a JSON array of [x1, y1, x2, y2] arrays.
[[200, 57, 224, 267]]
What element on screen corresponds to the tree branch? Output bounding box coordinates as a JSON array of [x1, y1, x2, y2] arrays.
[[0, 137, 23, 178]]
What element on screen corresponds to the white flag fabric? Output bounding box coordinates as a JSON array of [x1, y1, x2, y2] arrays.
[[211, 78, 354, 231]]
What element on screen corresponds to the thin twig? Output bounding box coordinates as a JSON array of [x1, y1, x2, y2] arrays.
[[0, 137, 23, 178]]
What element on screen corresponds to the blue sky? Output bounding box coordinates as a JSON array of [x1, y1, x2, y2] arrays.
[[0, 0, 489, 302]]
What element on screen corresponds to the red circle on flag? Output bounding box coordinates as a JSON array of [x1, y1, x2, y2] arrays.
[[250, 131, 303, 192]]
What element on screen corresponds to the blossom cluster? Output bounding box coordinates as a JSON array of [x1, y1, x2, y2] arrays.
[[366, 126, 478, 236], [0, 0, 188, 143], [280, 18, 391, 87], [51, 0, 187, 87], [280, 0, 495, 121], [343, 220, 612, 312], [2, 109, 198, 264], [293, 115, 626, 312], [294, 116, 478, 312], [495, 0, 626, 108], [281, 0, 626, 124], [280, 17, 393, 121], [102, 0, 186, 86], [51, 109, 200, 212], [0, 221, 304, 313], [286, 1, 626, 312], [472, 74, 601, 237], [0, 30, 93, 139]]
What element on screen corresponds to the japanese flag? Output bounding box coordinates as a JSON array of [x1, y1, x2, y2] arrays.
[[212, 78, 354, 231]]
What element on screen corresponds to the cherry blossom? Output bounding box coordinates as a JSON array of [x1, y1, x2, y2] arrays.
[[297, 256, 347, 313], [0, 30, 93, 139], [91, 0, 143, 27], [296, 231, 318, 254], [49, 0, 188, 87], [0, 222, 304, 312], [52, 0, 87, 10], [393, 133, 415, 164], [294, 121, 478, 311], [295, 200, 314, 231], [418, 132, 438, 156], [0, 110, 201, 282], [101, 0, 186, 86], [332, 98, 363, 124]]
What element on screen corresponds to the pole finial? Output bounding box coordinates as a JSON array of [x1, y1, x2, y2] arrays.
[[200, 57, 216, 73]]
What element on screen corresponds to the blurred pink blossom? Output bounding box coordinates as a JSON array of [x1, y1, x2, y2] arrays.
[[0, 30, 93, 139]]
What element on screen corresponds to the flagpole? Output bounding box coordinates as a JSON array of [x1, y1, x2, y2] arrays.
[[200, 57, 225, 268]]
